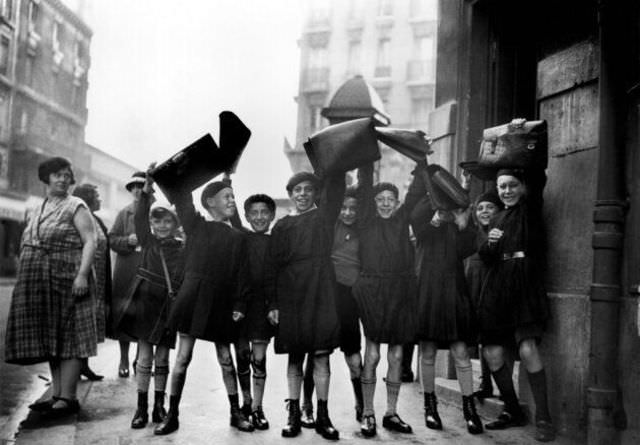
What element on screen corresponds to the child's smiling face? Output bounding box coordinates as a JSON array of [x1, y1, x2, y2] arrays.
[[497, 175, 526, 207], [475, 201, 499, 227], [289, 180, 316, 213], [374, 190, 398, 219], [339, 197, 358, 226], [150, 215, 177, 239], [246, 202, 275, 233]]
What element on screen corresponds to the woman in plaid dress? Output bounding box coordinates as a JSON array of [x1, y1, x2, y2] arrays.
[[4, 157, 97, 417]]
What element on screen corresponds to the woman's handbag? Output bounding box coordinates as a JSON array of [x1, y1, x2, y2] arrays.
[[478, 118, 548, 169]]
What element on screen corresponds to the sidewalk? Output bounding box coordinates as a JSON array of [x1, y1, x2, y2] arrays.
[[10, 340, 580, 445]]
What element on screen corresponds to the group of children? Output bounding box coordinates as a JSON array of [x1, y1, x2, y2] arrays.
[[115, 154, 555, 443]]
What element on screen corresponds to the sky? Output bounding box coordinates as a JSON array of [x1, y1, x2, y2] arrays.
[[81, 0, 303, 200]]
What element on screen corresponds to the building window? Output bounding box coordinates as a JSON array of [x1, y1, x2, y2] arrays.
[[414, 35, 434, 60], [28, 0, 39, 33], [309, 105, 323, 133], [348, 0, 363, 19], [18, 109, 28, 134], [377, 0, 393, 17], [0, 36, 9, 76], [52, 21, 62, 52], [411, 97, 431, 127], [375, 38, 391, 77], [0, 0, 13, 20], [347, 40, 361, 75], [25, 55, 34, 86], [0, 91, 7, 138], [410, 0, 437, 20]]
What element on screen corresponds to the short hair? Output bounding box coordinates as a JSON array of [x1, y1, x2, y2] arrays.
[[372, 182, 399, 200], [343, 186, 358, 200], [150, 207, 178, 225], [200, 181, 230, 209], [72, 183, 98, 209], [286, 172, 320, 194], [38, 157, 75, 185], [244, 194, 276, 214]]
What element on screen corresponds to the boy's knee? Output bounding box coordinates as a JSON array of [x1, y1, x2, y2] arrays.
[[251, 356, 266, 379]]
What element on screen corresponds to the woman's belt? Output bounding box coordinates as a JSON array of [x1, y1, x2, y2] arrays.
[[502, 251, 526, 261]]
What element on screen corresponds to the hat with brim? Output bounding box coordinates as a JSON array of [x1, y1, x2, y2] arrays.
[[125, 171, 146, 191], [458, 160, 497, 181], [150, 200, 179, 224]]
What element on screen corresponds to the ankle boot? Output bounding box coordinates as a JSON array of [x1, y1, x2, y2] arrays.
[[281, 399, 302, 438], [351, 377, 364, 422], [229, 394, 254, 432], [154, 395, 180, 435], [424, 392, 443, 430], [462, 395, 483, 434], [152, 391, 167, 423], [131, 392, 148, 429], [315, 400, 339, 440], [300, 401, 315, 428]]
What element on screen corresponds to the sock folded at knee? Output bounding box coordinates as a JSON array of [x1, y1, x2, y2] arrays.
[[154, 365, 169, 393], [136, 364, 152, 393], [361, 377, 376, 416], [385, 380, 401, 416], [455, 365, 474, 396], [528, 369, 551, 422]]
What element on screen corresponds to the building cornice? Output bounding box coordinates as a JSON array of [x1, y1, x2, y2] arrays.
[[45, 0, 92, 38]]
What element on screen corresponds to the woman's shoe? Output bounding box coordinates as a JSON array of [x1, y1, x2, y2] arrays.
[[80, 367, 104, 381], [360, 414, 377, 437], [28, 398, 55, 412], [382, 414, 413, 433], [462, 395, 483, 434], [424, 392, 443, 430], [44, 397, 80, 418]]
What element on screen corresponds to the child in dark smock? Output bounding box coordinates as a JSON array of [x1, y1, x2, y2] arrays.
[[410, 191, 482, 435], [154, 177, 253, 436], [478, 168, 555, 442], [352, 162, 426, 437], [117, 172, 185, 429], [264, 172, 344, 440]]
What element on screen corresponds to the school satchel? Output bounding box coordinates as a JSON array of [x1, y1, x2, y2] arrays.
[[424, 164, 470, 210], [303, 117, 380, 178], [478, 118, 548, 169]]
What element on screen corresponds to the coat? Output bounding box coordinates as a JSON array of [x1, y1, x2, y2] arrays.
[[116, 191, 184, 347], [109, 202, 142, 340], [351, 163, 425, 345], [167, 192, 250, 343], [264, 175, 345, 354], [411, 197, 477, 345]]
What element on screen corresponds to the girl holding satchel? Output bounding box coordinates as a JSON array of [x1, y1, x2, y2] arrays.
[[116, 167, 185, 430]]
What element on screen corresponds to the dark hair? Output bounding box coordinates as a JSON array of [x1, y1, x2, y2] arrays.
[[38, 157, 75, 185], [343, 186, 358, 200], [72, 183, 98, 209], [286, 172, 320, 194], [372, 182, 399, 199], [200, 181, 231, 209], [244, 194, 276, 214]]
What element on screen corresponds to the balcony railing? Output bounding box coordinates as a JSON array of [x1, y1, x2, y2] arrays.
[[406, 59, 435, 83], [301, 67, 330, 93]]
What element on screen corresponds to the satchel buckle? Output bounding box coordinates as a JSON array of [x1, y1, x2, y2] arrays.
[[509, 118, 527, 129]]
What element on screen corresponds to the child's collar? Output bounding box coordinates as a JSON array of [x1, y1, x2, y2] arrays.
[[291, 204, 317, 216]]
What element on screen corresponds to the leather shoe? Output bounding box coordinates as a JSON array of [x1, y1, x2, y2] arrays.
[[300, 405, 315, 428], [382, 414, 412, 433], [29, 398, 55, 412], [131, 407, 148, 429], [154, 411, 179, 435], [252, 407, 269, 430], [80, 367, 104, 381], [360, 415, 376, 437], [44, 397, 80, 418], [485, 410, 527, 430], [230, 406, 254, 432]]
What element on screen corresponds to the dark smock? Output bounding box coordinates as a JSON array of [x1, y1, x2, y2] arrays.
[[168, 192, 250, 343], [117, 191, 184, 347], [238, 229, 274, 342], [464, 229, 490, 310], [264, 175, 345, 355], [478, 199, 550, 344], [411, 197, 477, 346], [351, 164, 424, 345]]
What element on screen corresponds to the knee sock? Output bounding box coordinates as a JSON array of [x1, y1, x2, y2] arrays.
[[385, 380, 401, 416], [154, 365, 169, 393], [251, 356, 267, 410], [480, 355, 493, 391], [351, 377, 363, 408], [219, 358, 238, 396], [313, 369, 330, 401], [237, 368, 252, 407], [302, 359, 315, 410], [361, 377, 376, 417], [136, 364, 152, 393], [420, 358, 436, 393], [491, 364, 520, 414], [528, 369, 551, 422], [455, 364, 474, 396]]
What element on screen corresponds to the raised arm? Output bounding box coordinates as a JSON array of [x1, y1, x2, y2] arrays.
[[222, 173, 244, 229], [319, 173, 346, 228], [409, 196, 437, 242], [173, 190, 202, 236], [402, 160, 428, 216], [134, 190, 154, 248], [356, 163, 376, 229]]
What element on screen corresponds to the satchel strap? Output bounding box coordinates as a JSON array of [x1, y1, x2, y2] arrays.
[[158, 247, 173, 295]]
